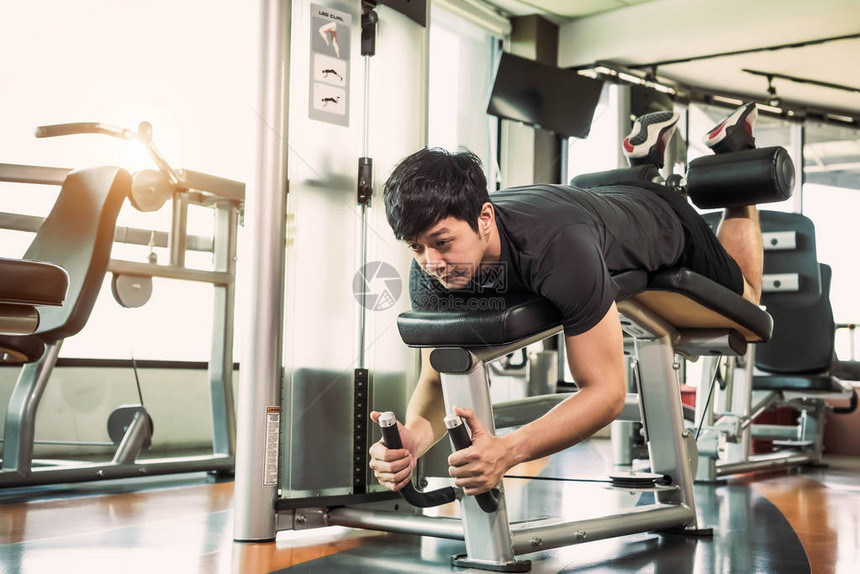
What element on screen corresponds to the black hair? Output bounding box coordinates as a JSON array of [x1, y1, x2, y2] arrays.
[[383, 147, 489, 241]]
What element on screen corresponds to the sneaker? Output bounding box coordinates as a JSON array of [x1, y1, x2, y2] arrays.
[[704, 102, 757, 154], [622, 110, 680, 168]]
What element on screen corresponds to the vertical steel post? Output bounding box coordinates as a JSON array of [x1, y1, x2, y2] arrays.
[[725, 353, 754, 464], [234, 0, 291, 542], [439, 361, 523, 570], [635, 336, 699, 528], [209, 203, 239, 456], [169, 193, 189, 267]]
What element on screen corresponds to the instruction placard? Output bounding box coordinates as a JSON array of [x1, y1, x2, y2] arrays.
[[263, 407, 281, 487], [309, 4, 351, 126]]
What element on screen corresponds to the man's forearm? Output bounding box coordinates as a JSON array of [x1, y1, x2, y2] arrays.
[[405, 376, 449, 457], [503, 384, 624, 467]]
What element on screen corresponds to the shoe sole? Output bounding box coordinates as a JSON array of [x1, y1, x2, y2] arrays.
[[623, 111, 680, 159], [705, 103, 757, 150]]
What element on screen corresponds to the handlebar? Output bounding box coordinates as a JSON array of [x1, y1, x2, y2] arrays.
[[833, 389, 858, 415], [377, 411, 501, 514], [35, 122, 139, 141], [444, 414, 501, 513], [34, 121, 185, 192], [378, 412, 458, 508], [32, 120, 243, 203]]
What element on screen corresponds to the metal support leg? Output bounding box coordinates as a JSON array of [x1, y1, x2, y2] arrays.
[[799, 406, 825, 464], [634, 336, 700, 530], [209, 203, 238, 457], [723, 352, 754, 464], [439, 360, 529, 571], [612, 356, 645, 466], [111, 410, 153, 465], [1, 342, 62, 474], [695, 355, 719, 482]]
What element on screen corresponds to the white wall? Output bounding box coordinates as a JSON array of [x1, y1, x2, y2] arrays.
[[0, 366, 239, 458]]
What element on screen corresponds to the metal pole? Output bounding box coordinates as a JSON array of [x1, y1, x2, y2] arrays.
[[169, 192, 189, 267], [234, 0, 290, 542], [209, 204, 239, 456], [511, 504, 694, 555], [1, 342, 62, 474], [328, 508, 464, 540], [357, 55, 372, 369]]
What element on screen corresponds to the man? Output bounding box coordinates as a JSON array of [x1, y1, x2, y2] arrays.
[[369, 103, 762, 496]]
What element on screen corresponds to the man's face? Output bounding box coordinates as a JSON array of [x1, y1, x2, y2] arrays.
[[407, 216, 487, 290]]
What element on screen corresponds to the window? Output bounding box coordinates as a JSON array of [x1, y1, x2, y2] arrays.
[[428, 3, 501, 189], [0, 0, 257, 360], [802, 121, 860, 358]]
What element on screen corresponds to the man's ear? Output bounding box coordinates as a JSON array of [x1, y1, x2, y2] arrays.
[[478, 202, 494, 235]]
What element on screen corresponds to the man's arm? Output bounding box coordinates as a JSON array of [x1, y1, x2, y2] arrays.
[[405, 347, 449, 457], [369, 347, 448, 491], [447, 302, 627, 495]]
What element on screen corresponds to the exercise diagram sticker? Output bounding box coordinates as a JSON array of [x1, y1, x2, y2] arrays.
[[310, 4, 351, 127]]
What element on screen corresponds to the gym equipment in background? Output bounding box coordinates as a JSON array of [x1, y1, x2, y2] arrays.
[[0, 121, 244, 486]]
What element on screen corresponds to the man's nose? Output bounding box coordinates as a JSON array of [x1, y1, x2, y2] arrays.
[[423, 248, 447, 273]]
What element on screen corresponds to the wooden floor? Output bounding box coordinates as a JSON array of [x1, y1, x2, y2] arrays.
[[0, 449, 858, 573], [745, 459, 860, 573]]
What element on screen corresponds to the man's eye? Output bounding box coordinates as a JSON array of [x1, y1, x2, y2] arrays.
[[437, 240, 451, 248], [408, 244, 422, 252]]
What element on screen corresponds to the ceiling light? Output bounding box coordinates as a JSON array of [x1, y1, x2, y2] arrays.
[[649, 82, 677, 95], [712, 95, 744, 106], [758, 103, 783, 114], [826, 113, 855, 123], [617, 72, 644, 84]]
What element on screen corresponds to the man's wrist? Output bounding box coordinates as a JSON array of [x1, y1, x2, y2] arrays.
[[405, 416, 435, 457], [500, 430, 528, 469]]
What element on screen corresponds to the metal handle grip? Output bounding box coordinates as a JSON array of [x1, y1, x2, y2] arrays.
[[378, 412, 457, 508], [445, 415, 501, 513], [833, 389, 858, 415]]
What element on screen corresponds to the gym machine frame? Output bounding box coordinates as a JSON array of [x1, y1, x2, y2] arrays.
[[693, 254, 857, 481], [0, 125, 243, 486]]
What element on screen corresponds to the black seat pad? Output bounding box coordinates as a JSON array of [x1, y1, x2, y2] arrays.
[[0, 258, 68, 306], [753, 374, 843, 392], [397, 266, 775, 347], [0, 334, 46, 364], [397, 270, 647, 347]]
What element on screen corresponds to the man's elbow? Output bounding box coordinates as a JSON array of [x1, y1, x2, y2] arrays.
[[608, 387, 626, 421]]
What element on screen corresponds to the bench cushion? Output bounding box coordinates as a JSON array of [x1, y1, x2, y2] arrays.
[[0, 258, 68, 306], [397, 270, 647, 347], [398, 267, 773, 347], [753, 374, 842, 392]]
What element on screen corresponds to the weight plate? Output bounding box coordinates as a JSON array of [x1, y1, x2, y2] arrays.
[[107, 404, 153, 449]]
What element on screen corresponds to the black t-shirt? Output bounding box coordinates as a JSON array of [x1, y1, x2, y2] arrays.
[[409, 183, 685, 335]]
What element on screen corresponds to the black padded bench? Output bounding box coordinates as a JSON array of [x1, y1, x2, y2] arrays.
[[0, 258, 68, 362], [398, 268, 772, 352]]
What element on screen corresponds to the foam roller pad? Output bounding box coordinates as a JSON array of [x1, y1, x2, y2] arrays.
[[686, 146, 795, 209]]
